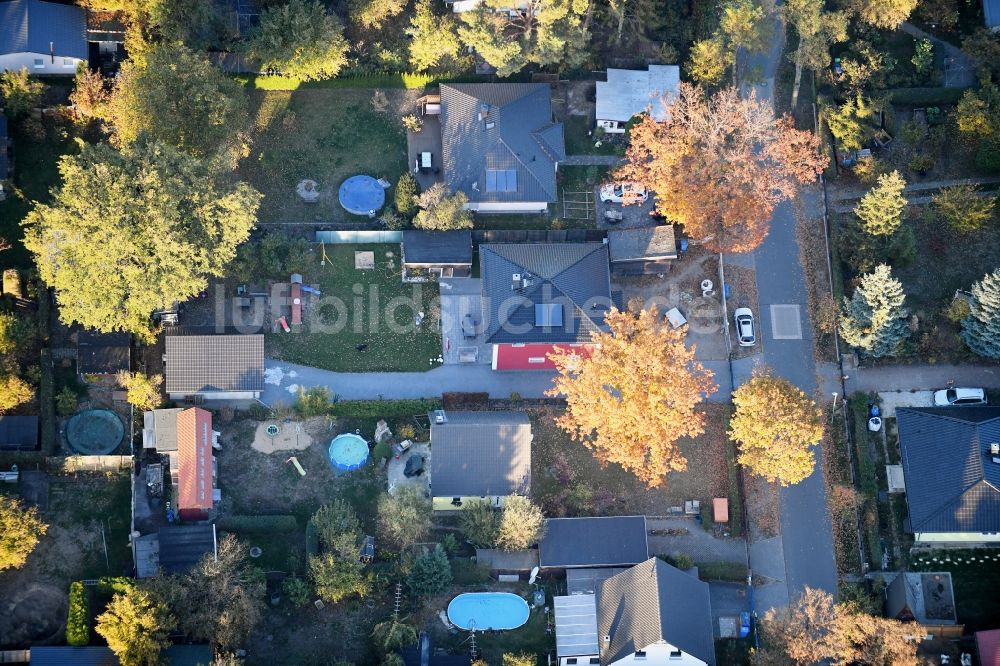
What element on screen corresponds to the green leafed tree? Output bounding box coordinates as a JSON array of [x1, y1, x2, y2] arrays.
[[962, 269, 1000, 358], [0, 496, 47, 571], [413, 183, 473, 231], [854, 171, 907, 236], [718, 0, 772, 86], [377, 485, 432, 549], [309, 552, 371, 603], [840, 0, 917, 29], [687, 37, 731, 86], [149, 0, 227, 50], [117, 372, 163, 411], [371, 618, 419, 655], [311, 499, 362, 555], [407, 544, 453, 596], [95, 587, 176, 666], [0, 375, 33, 414], [352, 0, 408, 29], [245, 0, 349, 81], [495, 495, 545, 551], [932, 184, 996, 233], [407, 0, 462, 72], [823, 95, 876, 152], [103, 45, 248, 160], [458, 9, 527, 77], [730, 371, 824, 486], [23, 138, 260, 341], [395, 172, 419, 217], [0, 67, 45, 119], [781, 0, 848, 108], [459, 500, 499, 548], [839, 264, 911, 358]]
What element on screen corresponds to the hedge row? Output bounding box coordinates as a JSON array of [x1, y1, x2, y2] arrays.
[[328, 398, 441, 420], [95, 576, 133, 598], [887, 87, 968, 105], [217, 515, 299, 532], [66, 582, 89, 646]]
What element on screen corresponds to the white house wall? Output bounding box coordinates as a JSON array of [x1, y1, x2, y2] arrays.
[[466, 201, 549, 214], [607, 642, 707, 666], [914, 532, 1000, 544], [0, 52, 83, 75]]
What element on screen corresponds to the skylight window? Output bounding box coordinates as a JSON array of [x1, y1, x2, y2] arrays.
[[485, 169, 517, 193]]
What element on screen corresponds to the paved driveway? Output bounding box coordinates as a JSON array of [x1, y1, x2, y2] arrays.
[[262, 358, 734, 405], [646, 517, 746, 564]]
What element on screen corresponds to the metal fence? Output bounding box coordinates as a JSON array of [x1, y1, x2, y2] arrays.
[[314, 230, 404, 244], [49, 455, 133, 474]]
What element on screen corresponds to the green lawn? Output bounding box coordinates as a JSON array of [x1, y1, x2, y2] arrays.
[[239, 89, 408, 224], [564, 115, 623, 156], [266, 244, 442, 372], [911, 549, 1000, 631], [0, 114, 79, 268], [559, 164, 611, 195]]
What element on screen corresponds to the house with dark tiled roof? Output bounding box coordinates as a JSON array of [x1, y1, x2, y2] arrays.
[[164, 333, 264, 401], [440, 83, 565, 214], [428, 410, 531, 511], [402, 230, 473, 279], [479, 243, 613, 370], [554, 557, 715, 666], [0, 0, 87, 75], [540, 517, 648, 570], [896, 407, 1000, 545]]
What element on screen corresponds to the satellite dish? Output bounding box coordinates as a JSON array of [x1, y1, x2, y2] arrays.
[[528, 566, 539, 585]]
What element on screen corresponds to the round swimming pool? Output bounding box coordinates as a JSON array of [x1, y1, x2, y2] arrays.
[[65, 409, 125, 455], [328, 433, 369, 472], [447, 592, 530, 631], [338, 175, 385, 217]]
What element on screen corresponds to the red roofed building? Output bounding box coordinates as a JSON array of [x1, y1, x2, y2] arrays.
[[176, 407, 215, 521], [491, 343, 593, 371], [978, 629, 1000, 666]]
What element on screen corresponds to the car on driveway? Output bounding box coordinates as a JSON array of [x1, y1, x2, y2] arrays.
[[599, 182, 648, 204], [933, 387, 987, 406], [734, 308, 756, 347]]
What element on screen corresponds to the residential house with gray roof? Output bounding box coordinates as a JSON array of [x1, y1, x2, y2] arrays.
[[164, 334, 264, 401], [554, 557, 715, 666], [440, 83, 565, 214], [0, 0, 87, 75], [896, 407, 1000, 545], [479, 243, 613, 370], [429, 410, 532, 511]]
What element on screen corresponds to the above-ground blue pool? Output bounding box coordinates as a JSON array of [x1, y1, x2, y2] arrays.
[[338, 175, 385, 217], [447, 592, 530, 631], [328, 433, 369, 472]]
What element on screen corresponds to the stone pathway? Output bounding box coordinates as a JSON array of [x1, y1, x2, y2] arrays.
[[828, 176, 1000, 203], [646, 517, 747, 564]]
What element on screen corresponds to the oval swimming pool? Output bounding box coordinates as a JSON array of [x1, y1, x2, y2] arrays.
[[447, 592, 530, 631]]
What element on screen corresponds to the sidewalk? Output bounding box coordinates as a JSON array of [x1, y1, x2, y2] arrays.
[[847, 363, 1000, 393]]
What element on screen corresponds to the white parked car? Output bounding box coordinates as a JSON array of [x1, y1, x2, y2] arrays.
[[933, 387, 988, 406], [734, 308, 756, 347], [599, 182, 648, 204]]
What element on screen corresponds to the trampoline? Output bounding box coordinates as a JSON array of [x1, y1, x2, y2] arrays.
[[328, 433, 369, 472], [338, 175, 385, 217], [65, 409, 124, 455]]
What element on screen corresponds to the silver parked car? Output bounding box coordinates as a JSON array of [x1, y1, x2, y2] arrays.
[[933, 387, 987, 406], [734, 307, 756, 347]]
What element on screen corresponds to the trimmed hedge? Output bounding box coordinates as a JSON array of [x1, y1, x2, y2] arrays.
[[328, 399, 441, 420], [887, 87, 968, 105], [217, 515, 299, 532], [66, 582, 89, 646]]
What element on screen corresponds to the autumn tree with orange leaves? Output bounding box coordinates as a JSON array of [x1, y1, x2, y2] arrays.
[[546, 307, 716, 487], [615, 84, 826, 253], [753, 587, 918, 666]]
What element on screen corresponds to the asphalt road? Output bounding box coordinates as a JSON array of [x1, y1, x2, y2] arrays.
[[740, 7, 839, 601]]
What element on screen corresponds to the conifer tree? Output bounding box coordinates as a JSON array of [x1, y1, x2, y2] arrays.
[[839, 264, 910, 357], [854, 171, 907, 236], [962, 269, 1000, 358]]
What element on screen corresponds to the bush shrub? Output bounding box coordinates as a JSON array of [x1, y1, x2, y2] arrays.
[[372, 440, 392, 461], [887, 87, 967, 105], [217, 515, 299, 532], [328, 399, 441, 419], [66, 581, 89, 646], [95, 577, 133, 598], [441, 392, 488, 409]]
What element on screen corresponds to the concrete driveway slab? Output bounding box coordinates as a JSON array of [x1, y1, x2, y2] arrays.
[[877, 391, 934, 417], [387, 443, 429, 495]]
